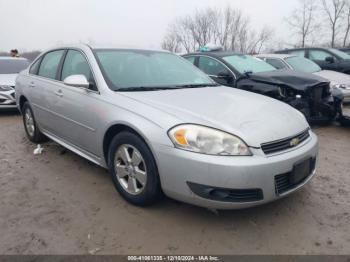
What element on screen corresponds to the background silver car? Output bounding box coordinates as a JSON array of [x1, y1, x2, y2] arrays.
[[15, 44, 318, 209], [0, 57, 29, 109]]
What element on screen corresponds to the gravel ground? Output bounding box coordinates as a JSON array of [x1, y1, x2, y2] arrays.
[[0, 108, 349, 255]]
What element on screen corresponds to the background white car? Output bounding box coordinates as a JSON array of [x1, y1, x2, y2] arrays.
[[0, 57, 30, 109], [257, 54, 350, 103]]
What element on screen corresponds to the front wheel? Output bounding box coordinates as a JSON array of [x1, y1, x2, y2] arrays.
[[22, 102, 46, 143], [108, 132, 162, 206]]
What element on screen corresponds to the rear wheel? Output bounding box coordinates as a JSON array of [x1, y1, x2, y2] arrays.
[[22, 102, 46, 143], [108, 131, 162, 206]]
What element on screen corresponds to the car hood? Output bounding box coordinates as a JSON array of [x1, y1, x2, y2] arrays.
[[249, 70, 328, 91], [0, 74, 17, 86], [313, 70, 350, 86], [121, 86, 309, 147]]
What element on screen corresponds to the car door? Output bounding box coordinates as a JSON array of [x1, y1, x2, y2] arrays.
[[48, 49, 100, 156], [197, 56, 235, 86], [307, 49, 339, 71], [29, 50, 66, 131]]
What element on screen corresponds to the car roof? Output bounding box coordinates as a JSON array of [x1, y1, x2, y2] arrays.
[[256, 53, 296, 59], [184, 51, 243, 58], [41, 43, 170, 54], [276, 47, 332, 52]]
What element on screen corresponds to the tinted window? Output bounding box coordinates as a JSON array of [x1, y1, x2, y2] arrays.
[[29, 58, 41, 75], [61, 50, 93, 82], [285, 56, 322, 73], [184, 56, 196, 64], [95, 50, 213, 90], [38, 50, 65, 79], [0, 59, 30, 74], [198, 56, 230, 76], [223, 55, 276, 74], [309, 50, 335, 61], [265, 58, 287, 70], [289, 50, 305, 57]]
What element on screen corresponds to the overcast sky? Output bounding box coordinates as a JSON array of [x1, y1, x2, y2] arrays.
[[0, 0, 297, 52]]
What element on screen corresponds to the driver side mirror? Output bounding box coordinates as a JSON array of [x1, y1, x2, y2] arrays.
[[325, 56, 335, 64], [63, 74, 90, 89]]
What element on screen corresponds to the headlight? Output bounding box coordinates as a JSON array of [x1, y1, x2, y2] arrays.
[[168, 124, 252, 156], [330, 82, 346, 89], [0, 85, 13, 91]]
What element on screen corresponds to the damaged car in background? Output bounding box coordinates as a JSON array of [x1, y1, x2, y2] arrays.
[[256, 53, 350, 103], [183, 49, 350, 127]]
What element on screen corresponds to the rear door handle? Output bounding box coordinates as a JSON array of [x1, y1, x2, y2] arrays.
[[29, 82, 35, 88], [55, 89, 63, 97]]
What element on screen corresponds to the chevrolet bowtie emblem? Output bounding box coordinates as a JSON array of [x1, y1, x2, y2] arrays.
[[290, 138, 300, 147]]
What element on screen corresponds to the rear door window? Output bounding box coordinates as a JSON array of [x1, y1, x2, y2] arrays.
[[198, 56, 230, 76], [38, 50, 65, 80], [265, 58, 287, 70]]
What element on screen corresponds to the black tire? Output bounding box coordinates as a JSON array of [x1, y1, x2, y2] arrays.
[[22, 102, 46, 143], [108, 131, 162, 206]]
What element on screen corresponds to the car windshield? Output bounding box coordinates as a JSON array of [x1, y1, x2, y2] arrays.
[[285, 56, 322, 73], [94, 49, 216, 91], [0, 59, 30, 74], [223, 55, 276, 74], [330, 48, 350, 60]]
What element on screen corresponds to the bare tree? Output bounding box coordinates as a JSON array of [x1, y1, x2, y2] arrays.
[[161, 28, 181, 53], [161, 6, 274, 53], [343, 0, 350, 46], [321, 0, 346, 47], [286, 0, 319, 47], [247, 27, 274, 54]]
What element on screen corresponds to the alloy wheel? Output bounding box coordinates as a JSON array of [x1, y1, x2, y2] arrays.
[[24, 108, 35, 138], [114, 144, 147, 195]]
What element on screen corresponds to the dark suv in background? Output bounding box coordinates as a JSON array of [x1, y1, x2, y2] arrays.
[[275, 47, 350, 74]]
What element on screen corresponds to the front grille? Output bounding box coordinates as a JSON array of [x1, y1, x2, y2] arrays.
[[261, 129, 310, 155], [275, 158, 316, 195], [10, 92, 15, 99], [187, 182, 263, 203]]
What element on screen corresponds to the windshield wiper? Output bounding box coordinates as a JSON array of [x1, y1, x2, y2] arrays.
[[173, 83, 220, 88], [116, 86, 182, 92], [116, 83, 219, 92]]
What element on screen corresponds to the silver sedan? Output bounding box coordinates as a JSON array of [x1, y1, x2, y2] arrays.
[[15, 44, 318, 209], [0, 57, 29, 109]]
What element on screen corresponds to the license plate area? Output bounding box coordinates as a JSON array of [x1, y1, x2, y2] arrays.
[[290, 158, 312, 185]]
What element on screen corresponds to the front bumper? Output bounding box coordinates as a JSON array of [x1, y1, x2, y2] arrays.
[[154, 132, 318, 209], [0, 90, 16, 109]]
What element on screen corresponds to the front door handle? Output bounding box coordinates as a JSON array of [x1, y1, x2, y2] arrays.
[[29, 82, 35, 88], [55, 89, 63, 97]]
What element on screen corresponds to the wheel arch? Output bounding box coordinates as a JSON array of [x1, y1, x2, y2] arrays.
[[19, 95, 28, 113], [102, 123, 158, 168]]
